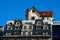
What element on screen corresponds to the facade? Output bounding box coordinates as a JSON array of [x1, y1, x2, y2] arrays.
[[25, 7, 53, 40], [3, 20, 22, 40], [0, 26, 3, 40], [32, 19, 52, 40], [52, 24, 60, 40], [2, 7, 54, 40], [21, 20, 35, 36]]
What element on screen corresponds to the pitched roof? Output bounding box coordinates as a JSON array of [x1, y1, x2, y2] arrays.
[[39, 11, 53, 17], [26, 6, 53, 18], [0, 26, 3, 28]]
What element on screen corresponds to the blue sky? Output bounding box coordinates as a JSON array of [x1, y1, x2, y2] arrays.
[[0, 0, 60, 26]]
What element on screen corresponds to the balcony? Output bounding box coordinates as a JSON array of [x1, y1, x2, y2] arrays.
[[22, 29, 33, 31], [33, 29, 51, 35], [3, 35, 51, 38]]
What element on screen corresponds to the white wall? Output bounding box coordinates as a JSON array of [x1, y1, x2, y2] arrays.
[[28, 9, 40, 20]]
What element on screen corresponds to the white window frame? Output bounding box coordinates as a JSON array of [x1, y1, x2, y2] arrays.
[[37, 21, 41, 24], [6, 33, 11, 36], [16, 22, 21, 26]]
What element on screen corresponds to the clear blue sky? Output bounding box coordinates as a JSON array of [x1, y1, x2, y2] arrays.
[[0, 0, 60, 26]]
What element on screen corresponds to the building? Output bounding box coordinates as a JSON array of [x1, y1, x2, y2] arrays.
[[52, 24, 60, 40], [25, 7, 53, 40], [2, 7, 54, 40], [3, 20, 22, 40], [0, 26, 3, 40], [21, 20, 35, 36]]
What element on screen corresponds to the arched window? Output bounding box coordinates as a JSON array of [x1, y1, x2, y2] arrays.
[[37, 21, 41, 24]]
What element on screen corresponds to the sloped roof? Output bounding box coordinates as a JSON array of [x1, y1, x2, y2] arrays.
[[39, 11, 53, 17], [26, 6, 53, 17]]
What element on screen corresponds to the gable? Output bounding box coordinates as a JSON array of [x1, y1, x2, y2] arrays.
[[26, 7, 53, 20]]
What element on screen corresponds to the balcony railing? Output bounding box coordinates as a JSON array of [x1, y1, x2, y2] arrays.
[[35, 24, 42, 26], [3, 35, 51, 38]]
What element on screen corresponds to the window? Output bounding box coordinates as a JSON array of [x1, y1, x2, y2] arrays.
[[31, 32, 32, 35], [37, 21, 41, 24], [32, 9, 35, 12], [28, 32, 32, 35], [43, 32, 48, 36], [23, 32, 28, 35], [36, 26, 41, 29], [29, 25, 32, 29], [16, 22, 21, 26], [23, 32, 25, 35], [44, 22, 48, 25], [7, 27, 11, 30], [35, 32, 39, 35], [15, 27, 19, 29], [24, 26, 27, 29], [9, 22, 12, 25], [43, 24, 48, 29], [6, 33, 11, 36], [16, 22, 20, 25], [31, 17, 35, 20], [25, 32, 28, 35], [0, 28, 2, 30], [11, 27, 13, 30], [13, 26, 15, 29], [21, 32, 23, 35], [7, 26, 11, 30], [22, 32, 32, 35], [14, 32, 17, 34]]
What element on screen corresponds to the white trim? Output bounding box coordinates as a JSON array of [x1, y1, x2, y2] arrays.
[[52, 24, 60, 25], [22, 20, 35, 24], [6, 20, 14, 24], [51, 24, 52, 40], [53, 21, 60, 25], [54, 21, 60, 22]]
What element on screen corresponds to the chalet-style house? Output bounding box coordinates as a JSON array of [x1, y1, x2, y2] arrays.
[[26, 7, 53, 21]]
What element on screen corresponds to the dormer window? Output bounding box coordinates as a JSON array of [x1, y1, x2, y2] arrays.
[[31, 17, 35, 20], [16, 22, 20, 25], [37, 21, 41, 24], [8, 22, 12, 25], [10, 22, 12, 24], [32, 9, 35, 12], [15, 22, 21, 26]]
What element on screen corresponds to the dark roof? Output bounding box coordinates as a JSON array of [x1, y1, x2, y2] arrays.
[[39, 11, 53, 17], [0, 26, 3, 28]]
